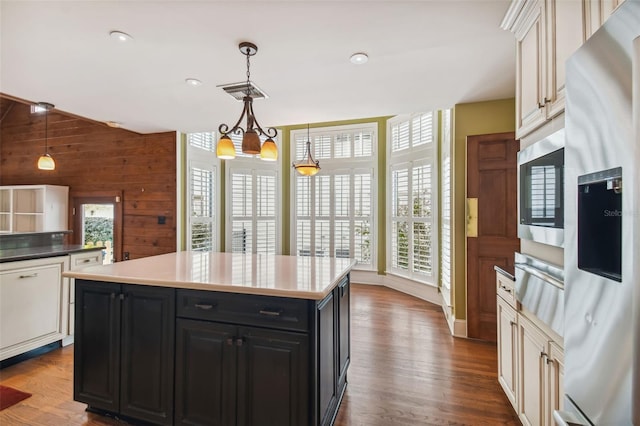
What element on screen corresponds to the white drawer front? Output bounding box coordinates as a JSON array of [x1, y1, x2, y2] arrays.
[[70, 251, 102, 270], [0, 264, 63, 350]]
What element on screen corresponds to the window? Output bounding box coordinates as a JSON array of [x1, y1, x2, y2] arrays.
[[226, 135, 280, 254], [291, 123, 376, 270], [387, 112, 438, 282], [440, 109, 452, 304], [187, 132, 218, 251]]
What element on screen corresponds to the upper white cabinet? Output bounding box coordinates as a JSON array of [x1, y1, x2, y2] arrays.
[[0, 185, 69, 233], [586, 0, 626, 38], [502, 0, 587, 139]]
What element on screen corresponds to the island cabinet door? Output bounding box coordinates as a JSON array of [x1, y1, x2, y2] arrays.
[[317, 291, 337, 426], [119, 284, 175, 425], [175, 319, 237, 426], [74, 280, 121, 413], [336, 277, 350, 391], [236, 326, 309, 426]]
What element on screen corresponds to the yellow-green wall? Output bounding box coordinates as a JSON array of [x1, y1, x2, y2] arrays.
[[451, 98, 515, 321]]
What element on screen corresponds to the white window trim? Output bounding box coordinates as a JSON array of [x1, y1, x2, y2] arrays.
[[186, 133, 221, 252], [290, 122, 378, 271], [386, 112, 439, 285]]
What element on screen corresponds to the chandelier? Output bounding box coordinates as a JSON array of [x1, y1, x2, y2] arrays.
[[216, 42, 278, 161], [37, 102, 55, 170], [292, 124, 320, 176]]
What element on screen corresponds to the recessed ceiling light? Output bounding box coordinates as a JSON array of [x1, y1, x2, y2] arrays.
[[350, 52, 369, 65], [109, 30, 133, 42], [105, 121, 121, 128], [185, 78, 203, 87]]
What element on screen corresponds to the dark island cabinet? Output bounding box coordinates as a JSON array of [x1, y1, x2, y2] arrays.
[[74, 274, 350, 426], [74, 280, 175, 425], [175, 303, 309, 426]]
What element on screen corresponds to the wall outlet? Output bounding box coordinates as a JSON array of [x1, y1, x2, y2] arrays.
[[124, 252, 130, 260]]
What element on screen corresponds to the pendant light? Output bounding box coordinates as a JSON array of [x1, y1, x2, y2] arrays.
[[292, 124, 320, 176], [217, 42, 278, 161], [37, 102, 55, 170]]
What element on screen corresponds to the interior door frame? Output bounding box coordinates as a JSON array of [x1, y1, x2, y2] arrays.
[[69, 190, 123, 262]]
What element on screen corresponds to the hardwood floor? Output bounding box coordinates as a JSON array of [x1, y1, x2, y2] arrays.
[[0, 284, 519, 426]]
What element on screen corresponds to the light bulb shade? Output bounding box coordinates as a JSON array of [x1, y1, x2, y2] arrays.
[[217, 135, 236, 159], [294, 163, 320, 176], [260, 138, 278, 161], [37, 153, 55, 170], [242, 129, 261, 154]]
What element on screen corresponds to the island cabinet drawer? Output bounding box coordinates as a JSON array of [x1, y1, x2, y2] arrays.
[[176, 289, 310, 332]]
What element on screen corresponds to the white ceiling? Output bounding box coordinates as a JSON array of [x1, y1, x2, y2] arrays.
[[0, 1, 516, 134]]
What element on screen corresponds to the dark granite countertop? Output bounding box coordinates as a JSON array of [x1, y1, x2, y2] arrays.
[[494, 265, 516, 281], [0, 245, 103, 263]]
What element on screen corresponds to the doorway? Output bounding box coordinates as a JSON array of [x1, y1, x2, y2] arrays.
[[466, 132, 520, 342], [70, 191, 123, 263]]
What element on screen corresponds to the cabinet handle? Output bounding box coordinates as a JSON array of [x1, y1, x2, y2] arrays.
[[510, 321, 516, 327], [259, 308, 282, 317], [540, 351, 549, 361], [119, 293, 126, 301], [236, 337, 244, 347], [82, 259, 92, 263], [18, 273, 38, 278], [194, 303, 215, 310], [110, 293, 116, 299], [546, 357, 555, 366], [538, 98, 550, 108], [226, 338, 234, 346], [499, 285, 513, 294]]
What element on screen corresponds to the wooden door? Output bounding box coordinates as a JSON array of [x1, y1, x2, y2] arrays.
[[467, 132, 520, 342]]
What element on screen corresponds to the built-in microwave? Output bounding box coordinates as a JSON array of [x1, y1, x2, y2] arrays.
[[517, 129, 565, 248]]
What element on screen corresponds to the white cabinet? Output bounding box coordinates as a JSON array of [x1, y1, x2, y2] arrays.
[[496, 270, 564, 426], [0, 256, 70, 360], [517, 313, 565, 426], [545, 341, 564, 426], [497, 294, 519, 409], [62, 249, 103, 346], [586, 0, 626, 38], [503, 0, 587, 139], [0, 185, 69, 233]]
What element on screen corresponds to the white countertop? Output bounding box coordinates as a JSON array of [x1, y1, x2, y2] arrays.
[[63, 251, 356, 300]]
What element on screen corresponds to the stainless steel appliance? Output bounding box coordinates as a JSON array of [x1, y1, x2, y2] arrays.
[[514, 252, 564, 337], [517, 129, 565, 248], [557, 1, 640, 425]]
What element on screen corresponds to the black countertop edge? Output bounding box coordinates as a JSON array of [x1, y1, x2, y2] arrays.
[[0, 245, 103, 264], [494, 265, 516, 281]]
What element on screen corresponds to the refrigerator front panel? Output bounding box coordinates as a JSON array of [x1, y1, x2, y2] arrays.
[[564, 1, 640, 424]]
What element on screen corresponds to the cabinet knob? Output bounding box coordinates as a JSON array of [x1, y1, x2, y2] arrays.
[[236, 337, 244, 347], [226, 338, 234, 346], [510, 320, 517, 327]]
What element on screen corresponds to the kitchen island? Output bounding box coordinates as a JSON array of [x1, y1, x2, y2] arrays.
[[63, 251, 355, 426]]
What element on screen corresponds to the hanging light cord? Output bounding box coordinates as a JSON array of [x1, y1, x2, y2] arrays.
[[44, 107, 49, 153]]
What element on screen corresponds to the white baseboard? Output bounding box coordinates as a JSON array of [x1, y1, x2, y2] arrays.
[[351, 270, 439, 304], [351, 270, 466, 337]]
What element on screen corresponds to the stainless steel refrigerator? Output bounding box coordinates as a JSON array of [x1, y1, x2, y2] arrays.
[[559, 1, 640, 425]]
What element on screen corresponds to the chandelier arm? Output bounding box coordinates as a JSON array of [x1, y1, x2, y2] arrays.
[[247, 101, 278, 139], [218, 99, 251, 136]]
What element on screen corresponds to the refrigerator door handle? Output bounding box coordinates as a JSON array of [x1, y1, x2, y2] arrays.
[[553, 410, 588, 426]]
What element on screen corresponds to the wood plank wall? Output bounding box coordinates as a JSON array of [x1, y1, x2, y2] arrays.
[[0, 99, 177, 260]]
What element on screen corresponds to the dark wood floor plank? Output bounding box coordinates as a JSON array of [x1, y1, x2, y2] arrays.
[[0, 284, 519, 425]]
